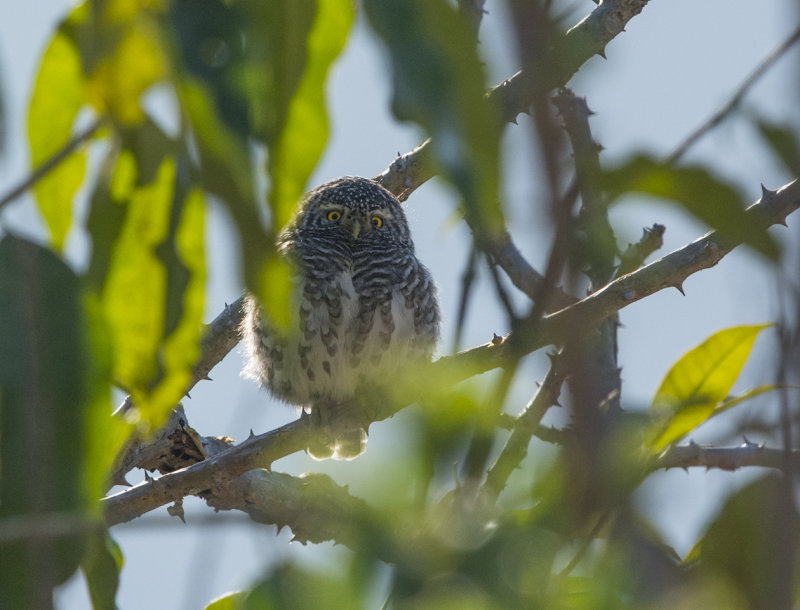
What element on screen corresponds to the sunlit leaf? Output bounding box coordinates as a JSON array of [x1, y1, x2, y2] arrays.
[[82, 532, 123, 610], [647, 324, 771, 451], [150, 186, 206, 416], [205, 591, 246, 610], [237, 0, 316, 147], [267, 0, 355, 230], [699, 475, 798, 609], [710, 384, 781, 418], [85, 25, 167, 125], [27, 30, 87, 251], [0, 236, 95, 606], [102, 157, 174, 392], [364, 0, 504, 244], [602, 155, 778, 259], [81, 292, 129, 499]]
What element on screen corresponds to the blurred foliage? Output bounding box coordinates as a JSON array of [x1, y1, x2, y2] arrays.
[[0, 0, 798, 608], [601, 154, 779, 259]]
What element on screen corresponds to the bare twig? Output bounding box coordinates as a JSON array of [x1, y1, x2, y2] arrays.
[[488, 231, 576, 309], [0, 116, 106, 212], [482, 348, 569, 500], [617, 224, 666, 276], [667, 24, 800, 164], [657, 441, 800, 471]]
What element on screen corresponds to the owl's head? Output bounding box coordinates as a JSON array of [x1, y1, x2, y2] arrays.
[[290, 176, 412, 246]]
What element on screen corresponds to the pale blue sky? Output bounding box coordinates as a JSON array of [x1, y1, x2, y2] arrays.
[[1, 1, 798, 608]]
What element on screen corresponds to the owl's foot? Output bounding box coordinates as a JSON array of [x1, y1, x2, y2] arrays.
[[303, 404, 368, 460], [333, 427, 368, 460]]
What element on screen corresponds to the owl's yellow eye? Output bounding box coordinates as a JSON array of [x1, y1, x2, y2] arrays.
[[326, 210, 342, 222], [371, 215, 383, 228]]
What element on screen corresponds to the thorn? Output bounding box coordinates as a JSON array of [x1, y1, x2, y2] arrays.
[[760, 183, 778, 200], [185, 391, 192, 399], [491, 333, 504, 346], [777, 216, 789, 227], [596, 47, 607, 59], [144, 470, 153, 482], [552, 398, 562, 408], [202, 374, 213, 382], [673, 283, 686, 296], [510, 115, 518, 125], [682, 466, 689, 474], [689, 439, 698, 447]]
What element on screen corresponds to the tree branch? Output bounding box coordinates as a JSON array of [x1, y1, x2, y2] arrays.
[[658, 441, 800, 471], [102, 179, 800, 526], [0, 116, 106, 212], [374, 0, 650, 199]]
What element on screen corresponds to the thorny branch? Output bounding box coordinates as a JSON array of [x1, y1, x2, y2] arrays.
[[103, 178, 800, 526]]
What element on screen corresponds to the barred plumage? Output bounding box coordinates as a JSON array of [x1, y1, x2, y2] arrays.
[[242, 176, 440, 458]]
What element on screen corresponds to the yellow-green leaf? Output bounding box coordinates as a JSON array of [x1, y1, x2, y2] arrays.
[[150, 188, 206, 415], [27, 31, 87, 250], [647, 324, 771, 451], [102, 158, 174, 421], [85, 25, 167, 125], [205, 592, 245, 610], [269, 0, 355, 230], [82, 532, 124, 610]]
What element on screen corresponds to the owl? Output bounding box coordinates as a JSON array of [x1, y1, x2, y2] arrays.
[[241, 176, 441, 459]]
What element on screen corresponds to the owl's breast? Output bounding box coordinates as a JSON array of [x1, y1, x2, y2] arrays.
[[243, 264, 428, 407]]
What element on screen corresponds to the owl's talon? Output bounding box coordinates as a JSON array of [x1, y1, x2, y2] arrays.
[[306, 440, 335, 460], [333, 427, 368, 460]]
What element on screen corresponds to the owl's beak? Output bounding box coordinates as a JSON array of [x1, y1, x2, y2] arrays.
[[350, 219, 362, 239]]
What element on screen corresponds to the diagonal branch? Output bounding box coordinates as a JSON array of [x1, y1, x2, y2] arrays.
[[667, 23, 800, 165], [374, 0, 650, 199], [0, 116, 106, 212]]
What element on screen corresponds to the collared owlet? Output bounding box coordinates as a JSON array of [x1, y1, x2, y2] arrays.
[[241, 176, 440, 458]]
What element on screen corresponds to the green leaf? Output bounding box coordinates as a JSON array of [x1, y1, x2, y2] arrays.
[[27, 30, 87, 251], [699, 475, 798, 609], [243, 564, 361, 610], [205, 591, 246, 610], [0, 236, 94, 606], [364, 0, 504, 244], [753, 117, 800, 176], [84, 24, 168, 125], [267, 0, 355, 230], [647, 324, 771, 451], [100, 153, 206, 429], [602, 155, 778, 259], [82, 532, 123, 610]]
